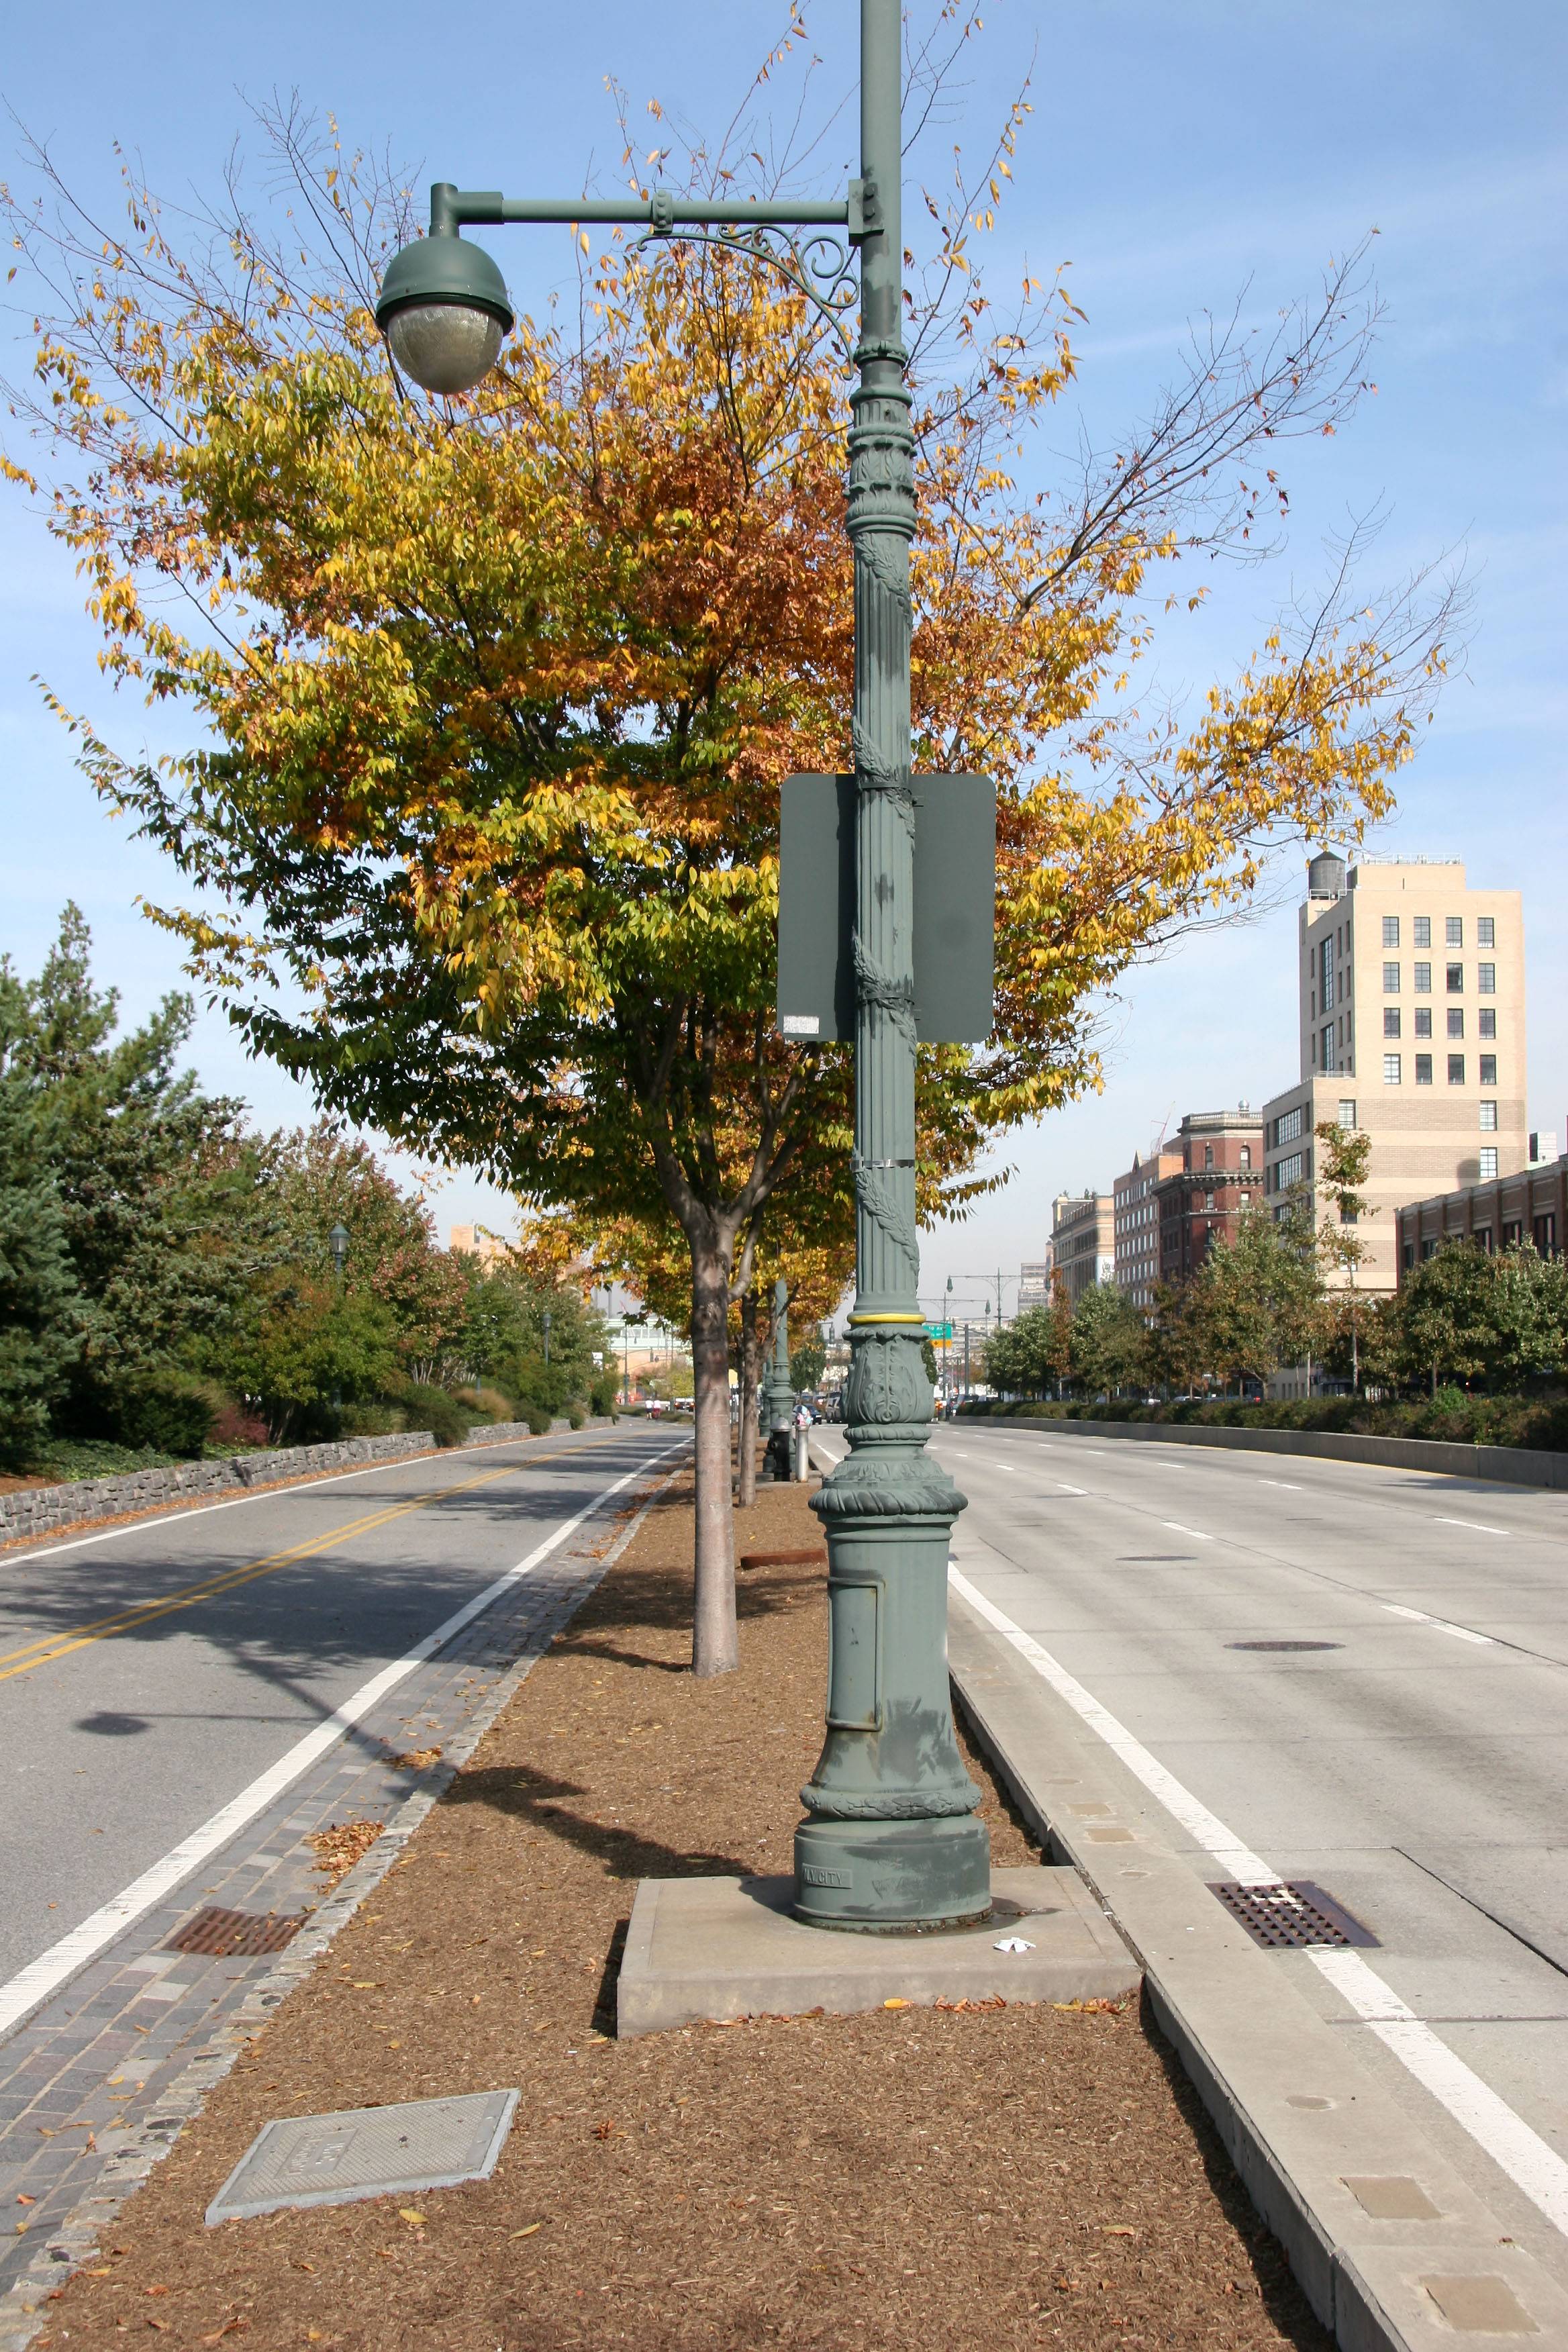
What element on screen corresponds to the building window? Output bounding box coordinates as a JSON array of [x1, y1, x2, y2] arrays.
[[1413, 917, 1431, 948], [1478, 961, 1496, 993], [1448, 1055, 1465, 1085], [1534, 1213, 1557, 1257], [1422, 1236, 1438, 1260], [1239, 1144, 1251, 1167], [1203, 1143, 1214, 1169], [1477, 917, 1494, 948], [1382, 916, 1400, 947], [1322, 1026, 1336, 1073], [1382, 961, 1400, 993], [1479, 1008, 1496, 1039], [1446, 963, 1464, 993], [1278, 1151, 1304, 1189], [1475, 1225, 1494, 1252], [1479, 1101, 1498, 1131], [1204, 1191, 1216, 1212], [1276, 1106, 1304, 1146], [1479, 1150, 1498, 1183], [1402, 1240, 1416, 1270], [1338, 1099, 1357, 1128], [1415, 1008, 1432, 1038], [1414, 961, 1432, 993], [1383, 1008, 1400, 1038], [1479, 1055, 1497, 1085], [1447, 1008, 1464, 1038], [1447, 916, 1463, 946], [1383, 1053, 1402, 1085], [1504, 1219, 1523, 1247], [1416, 1054, 1433, 1085], [1239, 1191, 1251, 1206]]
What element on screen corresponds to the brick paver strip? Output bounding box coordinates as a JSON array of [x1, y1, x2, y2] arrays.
[[0, 1460, 679, 2351]]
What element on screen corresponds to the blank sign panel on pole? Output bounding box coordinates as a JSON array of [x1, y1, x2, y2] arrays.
[[775, 773, 996, 1044]]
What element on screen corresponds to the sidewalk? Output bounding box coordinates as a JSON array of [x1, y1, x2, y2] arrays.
[[25, 1471, 1330, 2351]]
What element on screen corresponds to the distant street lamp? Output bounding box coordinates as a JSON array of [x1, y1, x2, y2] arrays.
[[542, 1308, 552, 1368], [327, 1222, 350, 1414], [374, 0, 987, 1932]]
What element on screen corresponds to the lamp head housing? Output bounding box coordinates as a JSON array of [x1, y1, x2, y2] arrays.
[[375, 230, 514, 395]]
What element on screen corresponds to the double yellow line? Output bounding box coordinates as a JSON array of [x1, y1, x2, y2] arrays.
[[0, 1438, 622, 1687]]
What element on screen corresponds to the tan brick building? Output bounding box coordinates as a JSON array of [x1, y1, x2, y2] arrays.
[[1112, 1146, 1181, 1309], [1262, 853, 1527, 1294], [1050, 1191, 1114, 1306]]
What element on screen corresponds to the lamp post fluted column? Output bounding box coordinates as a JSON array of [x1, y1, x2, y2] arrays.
[[793, 0, 989, 1931]]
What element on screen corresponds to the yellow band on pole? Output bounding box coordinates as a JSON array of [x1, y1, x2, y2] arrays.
[[848, 1313, 927, 1325]]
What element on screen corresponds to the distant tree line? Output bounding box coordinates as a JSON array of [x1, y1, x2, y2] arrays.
[[0, 911, 615, 1473], [983, 1196, 1568, 1407]]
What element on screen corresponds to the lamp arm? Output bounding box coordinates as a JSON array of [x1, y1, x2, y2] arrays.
[[432, 183, 859, 236]]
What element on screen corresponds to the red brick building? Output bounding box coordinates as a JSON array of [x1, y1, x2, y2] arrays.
[[1154, 1109, 1265, 1284]]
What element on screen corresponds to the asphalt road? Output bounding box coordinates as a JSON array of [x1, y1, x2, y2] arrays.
[[815, 1420, 1568, 2171], [0, 1424, 678, 1994]]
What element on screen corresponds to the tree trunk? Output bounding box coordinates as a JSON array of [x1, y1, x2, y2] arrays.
[[736, 1288, 759, 1512], [689, 1234, 738, 1678]]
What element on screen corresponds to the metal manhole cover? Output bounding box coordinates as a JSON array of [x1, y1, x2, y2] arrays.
[[1227, 1639, 1342, 1653], [205, 2087, 520, 2222], [1210, 1880, 1377, 1949], [166, 1906, 306, 1959]]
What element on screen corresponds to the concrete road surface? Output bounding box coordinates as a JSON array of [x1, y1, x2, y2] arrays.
[[816, 1420, 1568, 2188], [0, 1424, 678, 1996]]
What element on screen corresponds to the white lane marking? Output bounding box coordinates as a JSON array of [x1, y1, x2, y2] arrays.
[[948, 1563, 1568, 2240], [1382, 1602, 1497, 1647], [1057, 1484, 1088, 1496], [1259, 1479, 1302, 1491], [948, 1566, 1274, 1883], [1163, 1522, 1214, 1541], [1, 1428, 618, 1566], [0, 1450, 678, 2045], [1312, 1949, 1568, 2233], [1434, 1516, 1511, 1536]]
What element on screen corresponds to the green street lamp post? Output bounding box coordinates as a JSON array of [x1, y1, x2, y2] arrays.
[[761, 1275, 795, 1484], [375, 0, 987, 1933]]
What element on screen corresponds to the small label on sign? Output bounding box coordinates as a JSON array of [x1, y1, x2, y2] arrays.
[[781, 1014, 821, 1036], [801, 1865, 853, 1888]]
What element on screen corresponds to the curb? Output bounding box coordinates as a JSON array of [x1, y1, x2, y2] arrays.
[[0, 1449, 686, 2352], [946, 1569, 1568, 2351], [955, 1411, 1568, 1491]]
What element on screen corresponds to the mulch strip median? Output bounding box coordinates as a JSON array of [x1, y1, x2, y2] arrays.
[[36, 1471, 1330, 2351]]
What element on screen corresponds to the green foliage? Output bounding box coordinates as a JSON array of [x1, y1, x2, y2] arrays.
[[0, 1052, 81, 1469], [1391, 1240, 1568, 1392], [109, 1369, 217, 1459], [1, 907, 271, 1447], [399, 1383, 475, 1449], [1068, 1283, 1150, 1397], [789, 1340, 826, 1393], [1182, 1206, 1326, 1389]]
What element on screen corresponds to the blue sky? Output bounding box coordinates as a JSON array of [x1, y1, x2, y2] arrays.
[[3, 2, 1565, 1332]]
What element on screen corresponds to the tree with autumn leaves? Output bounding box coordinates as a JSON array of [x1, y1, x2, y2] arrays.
[[3, 42, 1455, 1673]]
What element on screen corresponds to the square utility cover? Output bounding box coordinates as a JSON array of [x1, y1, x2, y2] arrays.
[[205, 2088, 519, 2224]]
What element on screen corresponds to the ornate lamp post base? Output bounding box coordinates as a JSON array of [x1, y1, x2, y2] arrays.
[[793, 1326, 991, 1933]]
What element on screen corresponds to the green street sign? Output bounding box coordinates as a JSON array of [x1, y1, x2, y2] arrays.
[[925, 1321, 953, 1340], [775, 773, 995, 1044]]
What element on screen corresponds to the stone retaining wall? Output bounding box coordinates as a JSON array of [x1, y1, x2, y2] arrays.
[[0, 1416, 612, 1549]]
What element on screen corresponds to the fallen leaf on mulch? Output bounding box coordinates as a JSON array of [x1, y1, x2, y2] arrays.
[[304, 1819, 383, 1887], [389, 1747, 442, 1771]]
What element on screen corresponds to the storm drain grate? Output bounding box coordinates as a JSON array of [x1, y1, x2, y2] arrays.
[[1209, 1881, 1378, 1949], [166, 1905, 307, 1958]]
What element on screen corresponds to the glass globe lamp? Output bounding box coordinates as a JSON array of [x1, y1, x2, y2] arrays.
[[375, 232, 514, 395]]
